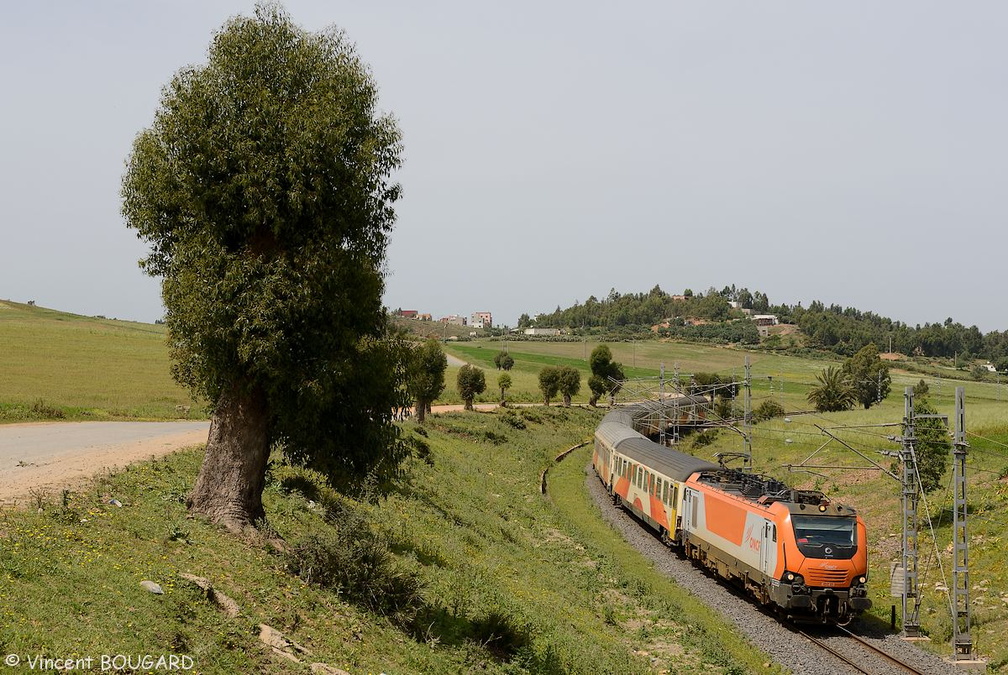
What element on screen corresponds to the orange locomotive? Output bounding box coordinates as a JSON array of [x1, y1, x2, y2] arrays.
[[593, 401, 872, 624]]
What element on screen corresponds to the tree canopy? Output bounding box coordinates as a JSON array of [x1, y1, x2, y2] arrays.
[[557, 366, 581, 407], [521, 284, 1008, 364], [538, 367, 562, 406], [842, 343, 891, 409], [456, 365, 486, 410], [912, 392, 951, 493], [407, 339, 447, 423], [588, 345, 624, 406], [121, 5, 404, 530]]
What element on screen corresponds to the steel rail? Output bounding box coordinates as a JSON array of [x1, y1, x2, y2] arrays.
[[836, 626, 927, 675], [796, 629, 873, 675]]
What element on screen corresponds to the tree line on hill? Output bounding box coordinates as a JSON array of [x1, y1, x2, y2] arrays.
[[524, 284, 1008, 367]]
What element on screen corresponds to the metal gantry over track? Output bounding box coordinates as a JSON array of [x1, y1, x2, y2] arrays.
[[612, 356, 753, 470]]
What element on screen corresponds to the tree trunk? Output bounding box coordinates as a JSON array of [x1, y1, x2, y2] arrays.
[[415, 400, 427, 423], [188, 382, 270, 533]]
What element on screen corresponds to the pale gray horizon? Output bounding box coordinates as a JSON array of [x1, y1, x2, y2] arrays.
[[2, 2, 1005, 332]]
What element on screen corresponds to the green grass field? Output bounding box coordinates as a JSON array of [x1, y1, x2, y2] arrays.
[[447, 338, 1008, 667], [5, 303, 1007, 668], [0, 300, 197, 422], [0, 408, 778, 673]]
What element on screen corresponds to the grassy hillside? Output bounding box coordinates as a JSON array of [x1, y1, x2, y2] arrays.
[[0, 408, 777, 673], [452, 338, 1008, 668], [0, 300, 198, 421], [6, 301, 1006, 668]]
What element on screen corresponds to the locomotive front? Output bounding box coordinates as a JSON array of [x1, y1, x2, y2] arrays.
[[773, 498, 872, 624]]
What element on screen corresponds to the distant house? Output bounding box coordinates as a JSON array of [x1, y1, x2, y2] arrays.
[[398, 309, 418, 319], [418, 313, 432, 321], [524, 327, 561, 336], [471, 311, 493, 329], [440, 314, 467, 326], [752, 314, 779, 326]]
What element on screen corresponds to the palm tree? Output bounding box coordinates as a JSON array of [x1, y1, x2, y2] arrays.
[[807, 366, 856, 412]]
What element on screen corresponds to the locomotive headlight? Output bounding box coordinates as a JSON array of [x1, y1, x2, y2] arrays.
[[858, 576, 867, 584], [785, 572, 794, 582], [818, 504, 827, 512]]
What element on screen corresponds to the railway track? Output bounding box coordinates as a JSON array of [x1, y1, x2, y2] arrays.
[[552, 445, 958, 674], [795, 626, 928, 674]]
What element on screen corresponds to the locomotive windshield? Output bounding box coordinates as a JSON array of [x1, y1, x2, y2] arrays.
[[791, 515, 857, 559]]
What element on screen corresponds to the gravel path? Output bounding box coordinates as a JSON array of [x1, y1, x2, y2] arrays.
[[582, 463, 962, 675]]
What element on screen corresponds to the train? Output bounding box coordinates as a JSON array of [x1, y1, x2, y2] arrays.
[[592, 399, 872, 624]]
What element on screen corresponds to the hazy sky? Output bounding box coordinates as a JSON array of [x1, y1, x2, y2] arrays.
[[2, 2, 1005, 332]]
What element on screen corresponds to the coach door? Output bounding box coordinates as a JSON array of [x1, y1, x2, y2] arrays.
[[759, 521, 776, 576], [683, 488, 697, 532]]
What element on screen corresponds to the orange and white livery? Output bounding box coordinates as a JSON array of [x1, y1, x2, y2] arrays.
[[594, 401, 871, 624]]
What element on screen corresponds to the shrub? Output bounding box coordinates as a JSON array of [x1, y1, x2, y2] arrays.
[[31, 399, 65, 420], [691, 429, 718, 449], [288, 516, 423, 624], [753, 399, 785, 422], [499, 410, 526, 430], [470, 610, 530, 660]]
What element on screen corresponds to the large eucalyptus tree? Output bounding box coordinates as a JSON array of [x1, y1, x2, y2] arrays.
[[122, 5, 406, 531]]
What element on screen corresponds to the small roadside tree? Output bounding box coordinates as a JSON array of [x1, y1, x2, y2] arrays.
[[588, 345, 624, 406], [539, 367, 561, 406], [407, 339, 447, 423], [121, 5, 405, 531], [493, 350, 514, 371], [753, 399, 785, 423], [456, 365, 486, 411], [497, 372, 512, 406], [557, 366, 581, 407]]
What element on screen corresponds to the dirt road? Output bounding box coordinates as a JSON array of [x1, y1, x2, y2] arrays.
[[0, 400, 517, 505], [0, 421, 209, 505]]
